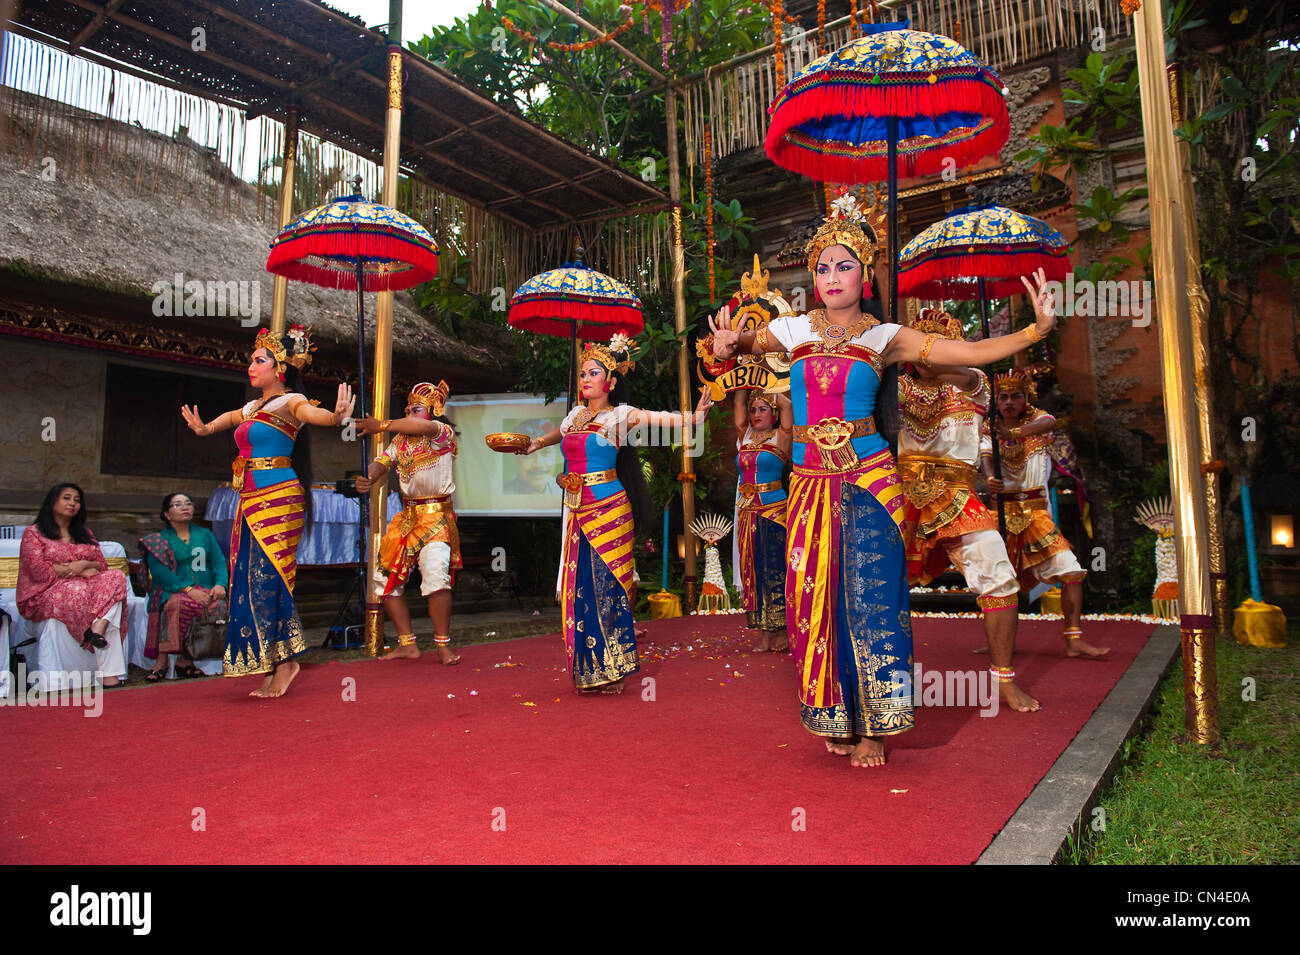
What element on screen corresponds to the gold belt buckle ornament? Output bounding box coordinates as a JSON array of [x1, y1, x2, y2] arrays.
[[906, 461, 941, 508], [808, 416, 860, 471], [231, 457, 246, 485], [739, 482, 758, 506], [397, 506, 416, 537], [1005, 502, 1034, 535], [557, 472, 584, 508]]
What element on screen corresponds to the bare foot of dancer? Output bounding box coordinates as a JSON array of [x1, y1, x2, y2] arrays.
[[435, 644, 461, 666], [251, 661, 300, 698], [849, 737, 886, 768], [599, 678, 625, 695], [825, 736, 856, 756], [1000, 679, 1040, 713], [770, 632, 789, 653], [752, 632, 772, 653], [250, 673, 275, 697], [1064, 629, 1110, 658], [382, 643, 421, 661], [634, 627, 648, 641]]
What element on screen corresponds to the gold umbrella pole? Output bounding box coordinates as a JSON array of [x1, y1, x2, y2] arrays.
[[1170, 63, 1230, 636], [269, 105, 298, 337], [364, 8, 403, 655], [1133, 0, 1218, 743], [665, 84, 698, 609]]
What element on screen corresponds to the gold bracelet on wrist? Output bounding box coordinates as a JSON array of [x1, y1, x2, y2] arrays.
[[381, 419, 392, 431], [1023, 324, 1046, 343]]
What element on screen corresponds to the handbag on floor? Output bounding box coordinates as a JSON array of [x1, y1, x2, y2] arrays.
[[183, 601, 228, 661]]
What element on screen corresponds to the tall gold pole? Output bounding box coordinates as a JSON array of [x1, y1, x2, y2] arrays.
[[269, 106, 298, 337], [665, 84, 698, 610], [1170, 63, 1230, 636], [1132, 0, 1218, 743], [364, 7, 403, 655]]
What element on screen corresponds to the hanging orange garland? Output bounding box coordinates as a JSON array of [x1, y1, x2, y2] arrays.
[[502, 12, 636, 53], [816, 0, 827, 54], [705, 123, 716, 302], [773, 0, 786, 88]]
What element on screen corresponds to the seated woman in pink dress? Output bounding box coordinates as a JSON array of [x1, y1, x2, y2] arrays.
[[17, 483, 130, 686]]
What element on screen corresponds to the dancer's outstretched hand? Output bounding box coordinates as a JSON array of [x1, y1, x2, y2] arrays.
[[707, 305, 740, 359], [1020, 268, 1058, 339], [333, 384, 356, 426], [181, 404, 212, 436]]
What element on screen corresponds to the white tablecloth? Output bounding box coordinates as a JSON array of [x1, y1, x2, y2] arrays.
[[205, 486, 402, 565]]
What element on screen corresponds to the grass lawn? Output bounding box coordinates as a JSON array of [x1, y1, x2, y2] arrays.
[[1071, 622, 1300, 864]]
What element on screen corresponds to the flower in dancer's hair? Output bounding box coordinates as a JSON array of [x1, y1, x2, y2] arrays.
[[830, 190, 865, 222], [608, 332, 633, 354]]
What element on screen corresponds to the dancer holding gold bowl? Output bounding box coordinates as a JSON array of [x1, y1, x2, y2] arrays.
[[354, 381, 462, 666], [181, 326, 355, 698], [733, 388, 793, 652], [709, 195, 1058, 767], [515, 334, 713, 694]]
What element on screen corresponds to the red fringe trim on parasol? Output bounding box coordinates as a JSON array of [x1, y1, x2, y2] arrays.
[[508, 297, 644, 339], [898, 250, 1070, 300], [266, 232, 439, 293], [765, 75, 1009, 182]]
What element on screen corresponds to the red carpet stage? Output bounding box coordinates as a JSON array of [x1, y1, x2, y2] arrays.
[[0, 616, 1156, 864]]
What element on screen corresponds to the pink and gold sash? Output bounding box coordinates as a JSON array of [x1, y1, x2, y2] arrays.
[[229, 479, 305, 594]]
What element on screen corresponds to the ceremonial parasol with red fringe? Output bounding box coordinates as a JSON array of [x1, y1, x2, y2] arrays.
[[508, 251, 644, 409], [266, 176, 440, 612], [765, 20, 1010, 329]]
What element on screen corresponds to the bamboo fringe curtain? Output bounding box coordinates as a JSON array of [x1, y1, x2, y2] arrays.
[[2, 33, 667, 299], [683, 0, 1134, 168], [2, 33, 250, 214]]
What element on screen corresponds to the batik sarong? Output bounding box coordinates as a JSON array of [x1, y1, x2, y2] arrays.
[[786, 448, 914, 738], [224, 478, 308, 676], [737, 500, 788, 631], [559, 490, 638, 689]]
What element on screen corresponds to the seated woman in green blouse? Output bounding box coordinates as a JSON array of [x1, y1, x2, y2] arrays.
[[139, 492, 228, 681]]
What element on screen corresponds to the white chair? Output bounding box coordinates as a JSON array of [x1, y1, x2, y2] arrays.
[[0, 538, 128, 688]]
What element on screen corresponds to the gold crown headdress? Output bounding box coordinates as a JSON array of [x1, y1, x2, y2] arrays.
[[805, 187, 885, 273], [910, 307, 965, 341], [747, 391, 780, 418], [994, 367, 1037, 403], [254, 324, 314, 372], [408, 380, 450, 417], [582, 332, 635, 377]]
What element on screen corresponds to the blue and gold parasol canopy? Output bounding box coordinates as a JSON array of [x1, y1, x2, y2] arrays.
[[508, 262, 644, 340], [765, 22, 1009, 184], [898, 205, 1071, 300], [266, 192, 439, 292]]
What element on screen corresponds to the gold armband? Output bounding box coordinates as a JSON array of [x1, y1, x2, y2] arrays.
[[1023, 324, 1045, 343], [755, 326, 772, 352], [918, 333, 939, 367]]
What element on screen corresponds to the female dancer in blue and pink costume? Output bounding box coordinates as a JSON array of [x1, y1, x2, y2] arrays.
[[181, 327, 354, 698], [518, 337, 711, 694], [710, 197, 1058, 767]]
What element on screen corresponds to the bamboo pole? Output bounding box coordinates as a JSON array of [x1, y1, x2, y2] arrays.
[[1170, 62, 1230, 636], [364, 3, 403, 656], [534, 0, 667, 83], [269, 105, 297, 337], [1132, 0, 1217, 744], [665, 84, 698, 610]]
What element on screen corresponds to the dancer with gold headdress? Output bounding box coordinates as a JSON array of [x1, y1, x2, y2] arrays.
[[515, 334, 713, 694], [981, 369, 1109, 658], [181, 326, 355, 697], [733, 388, 792, 652], [898, 308, 1039, 713], [710, 192, 1058, 767], [355, 381, 462, 665]]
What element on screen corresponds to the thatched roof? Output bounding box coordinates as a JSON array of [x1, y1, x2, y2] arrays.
[[0, 86, 514, 383], [10, 0, 666, 230]]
